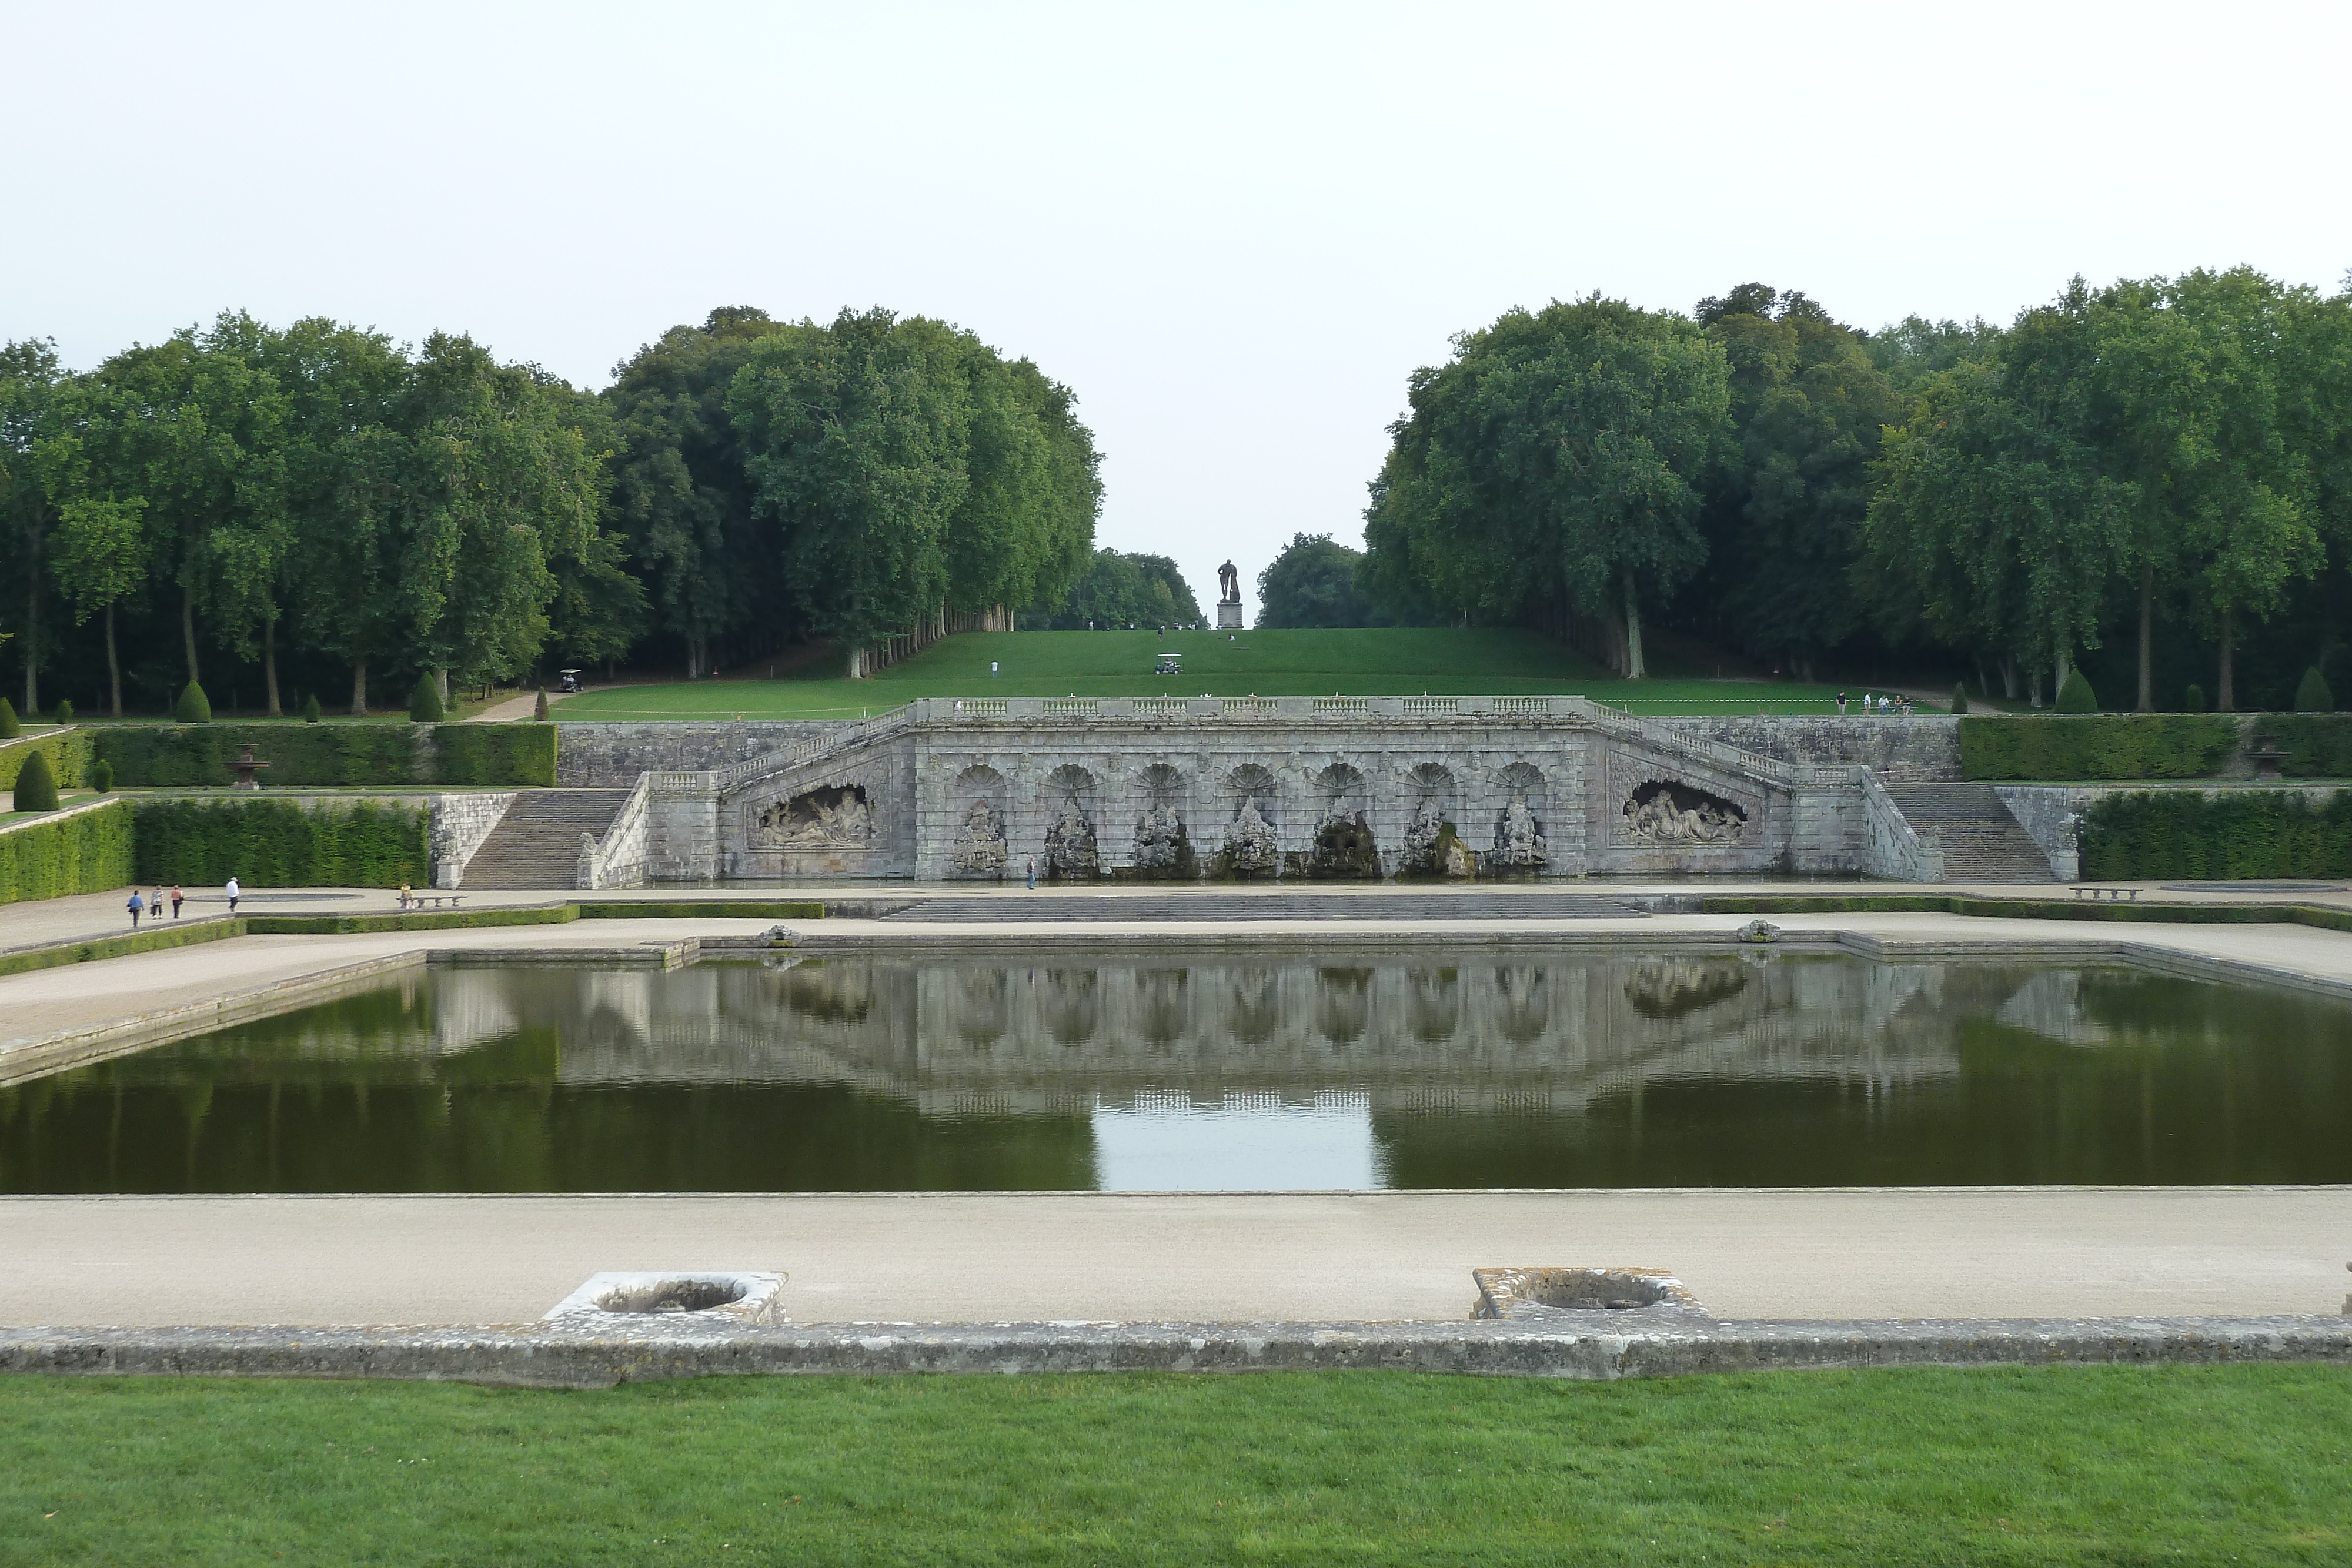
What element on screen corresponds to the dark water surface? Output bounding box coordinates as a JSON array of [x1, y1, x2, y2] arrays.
[[4, 951, 2347, 1192]]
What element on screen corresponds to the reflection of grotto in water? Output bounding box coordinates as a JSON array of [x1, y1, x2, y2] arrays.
[[6, 952, 2352, 1192]]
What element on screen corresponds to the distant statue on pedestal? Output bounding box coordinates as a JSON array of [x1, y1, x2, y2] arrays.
[[1218, 560, 1240, 604]]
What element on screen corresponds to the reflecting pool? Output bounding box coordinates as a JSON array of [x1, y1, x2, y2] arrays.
[[4, 951, 2348, 1192]]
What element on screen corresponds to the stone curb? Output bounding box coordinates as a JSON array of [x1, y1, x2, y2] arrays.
[[4, 1316, 2345, 1389]]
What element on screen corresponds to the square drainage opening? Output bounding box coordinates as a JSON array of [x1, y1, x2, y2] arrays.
[[1473, 1266, 1705, 1320]]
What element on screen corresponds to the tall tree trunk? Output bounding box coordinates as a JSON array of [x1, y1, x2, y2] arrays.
[[1621, 571, 1646, 680], [263, 617, 282, 716], [179, 586, 200, 687], [103, 603, 122, 717], [20, 538, 36, 716], [2217, 605, 2236, 711], [2136, 565, 2155, 711], [435, 667, 450, 705], [350, 658, 368, 716], [2029, 667, 2045, 710], [2054, 644, 2073, 700], [1999, 656, 2019, 701]]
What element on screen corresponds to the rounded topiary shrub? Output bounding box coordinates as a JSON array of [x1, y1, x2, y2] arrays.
[[175, 681, 212, 724], [1950, 683, 1970, 715], [300, 691, 323, 723], [2054, 670, 2098, 713], [2295, 666, 2334, 713], [0, 697, 18, 739], [409, 674, 446, 723], [52, 698, 72, 723], [2183, 683, 2207, 713], [12, 750, 58, 812], [89, 757, 114, 793]]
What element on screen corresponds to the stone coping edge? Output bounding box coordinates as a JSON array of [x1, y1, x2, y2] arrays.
[[3, 1316, 2344, 1389]]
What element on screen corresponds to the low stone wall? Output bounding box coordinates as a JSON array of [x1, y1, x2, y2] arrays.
[[1662, 716, 1959, 780], [556, 722, 842, 787]]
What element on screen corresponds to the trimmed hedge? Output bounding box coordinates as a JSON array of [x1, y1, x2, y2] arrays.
[[0, 917, 241, 979], [245, 905, 577, 935], [1699, 891, 2352, 932], [1960, 715, 2241, 780], [12, 750, 58, 810], [0, 728, 92, 791], [87, 723, 557, 788], [2078, 790, 2352, 881], [2259, 715, 2352, 778], [131, 798, 432, 886], [431, 724, 557, 786], [0, 800, 135, 905]]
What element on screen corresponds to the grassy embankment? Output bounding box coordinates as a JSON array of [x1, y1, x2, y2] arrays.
[[2, 1368, 2344, 1564], [557, 629, 1864, 720]]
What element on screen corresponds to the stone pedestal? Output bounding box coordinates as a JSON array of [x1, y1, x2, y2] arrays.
[[1216, 601, 1243, 630]]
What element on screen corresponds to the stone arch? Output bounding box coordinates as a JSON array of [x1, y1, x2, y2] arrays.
[[1400, 763, 1465, 875], [1491, 761, 1549, 870], [951, 764, 1008, 876], [1215, 763, 1280, 877], [1131, 762, 1194, 877], [1039, 764, 1100, 880], [1303, 760, 1379, 878]]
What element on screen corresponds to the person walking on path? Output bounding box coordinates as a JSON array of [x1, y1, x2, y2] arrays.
[[126, 889, 145, 930], [152, 889, 165, 922], [170, 885, 183, 920], [1025, 856, 1037, 891], [225, 875, 241, 914], [1836, 691, 1847, 715]]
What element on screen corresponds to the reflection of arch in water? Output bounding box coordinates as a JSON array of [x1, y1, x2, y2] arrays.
[[1408, 967, 1462, 1042], [1623, 958, 1751, 1021], [1135, 967, 1191, 1045], [1225, 966, 1282, 1044], [1491, 965, 1551, 1044], [1040, 967, 1100, 1044], [955, 968, 1010, 1045], [1316, 966, 1374, 1046]]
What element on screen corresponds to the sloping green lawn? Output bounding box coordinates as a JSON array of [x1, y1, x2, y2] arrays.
[[559, 630, 1858, 719], [2, 1366, 2344, 1565]]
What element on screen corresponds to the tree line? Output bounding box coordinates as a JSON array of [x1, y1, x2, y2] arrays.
[[1359, 270, 2352, 708], [1, 306, 1102, 714]]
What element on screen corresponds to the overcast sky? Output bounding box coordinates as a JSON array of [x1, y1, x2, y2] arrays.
[[8, 1, 2347, 615]]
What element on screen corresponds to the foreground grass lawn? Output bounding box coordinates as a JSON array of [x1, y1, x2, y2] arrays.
[[3, 1366, 2346, 1564], [557, 628, 1859, 720]]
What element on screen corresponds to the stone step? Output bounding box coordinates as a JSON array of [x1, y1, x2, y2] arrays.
[[460, 790, 634, 890], [882, 892, 1648, 922], [1880, 783, 2053, 883]]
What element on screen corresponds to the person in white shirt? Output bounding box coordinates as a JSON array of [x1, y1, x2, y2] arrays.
[[225, 876, 242, 914]]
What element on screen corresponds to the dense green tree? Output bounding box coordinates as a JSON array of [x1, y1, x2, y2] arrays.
[[1362, 296, 1731, 676], [1689, 286, 1899, 676], [0, 339, 69, 714], [946, 352, 1097, 627], [48, 493, 149, 715], [1257, 533, 1381, 628], [1030, 549, 1203, 630], [1864, 314, 2002, 396]]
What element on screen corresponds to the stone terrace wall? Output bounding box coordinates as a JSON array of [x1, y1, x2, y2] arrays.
[[557, 721, 841, 787], [1662, 716, 1959, 781]]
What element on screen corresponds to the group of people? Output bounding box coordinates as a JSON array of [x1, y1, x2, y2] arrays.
[[1836, 691, 1916, 716], [126, 878, 239, 928]]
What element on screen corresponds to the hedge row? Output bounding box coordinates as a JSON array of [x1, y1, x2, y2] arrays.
[[1959, 716, 2243, 780], [0, 800, 135, 905], [88, 724, 557, 788], [0, 917, 241, 978], [2259, 715, 2352, 778], [2078, 790, 2352, 881], [0, 728, 94, 791], [131, 799, 432, 887], [1701, 891, 2352, 932]]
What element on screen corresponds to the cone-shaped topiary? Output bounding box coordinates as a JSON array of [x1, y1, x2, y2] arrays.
[[409, 673, 445, 723], [52, 698, 72, 723], [2183, 683, 2207, 713], [300, 691, 322, 723], [1950, 683, 1969, 715], [89, 757, 113, 793], [175, 681, 212, 724], [2295, 666, 2334, 713], [0, 697, 18, 738], [12, 749, 57, 811], [533, 687, 550, 721], [2054, 669, 2098, 713]]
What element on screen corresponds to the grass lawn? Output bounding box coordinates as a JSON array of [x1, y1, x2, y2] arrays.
[[558, 629, 1868, 721], [2, 1366, 2344, 1564]]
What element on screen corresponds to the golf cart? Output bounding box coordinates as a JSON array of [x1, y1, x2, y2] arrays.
[[1154, 652, 1183, 676], [557, 668, 584, 694]]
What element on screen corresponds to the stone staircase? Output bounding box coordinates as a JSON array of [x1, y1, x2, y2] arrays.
[[459, 790, 634, 890], [1880, 784, 2054, 884]]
